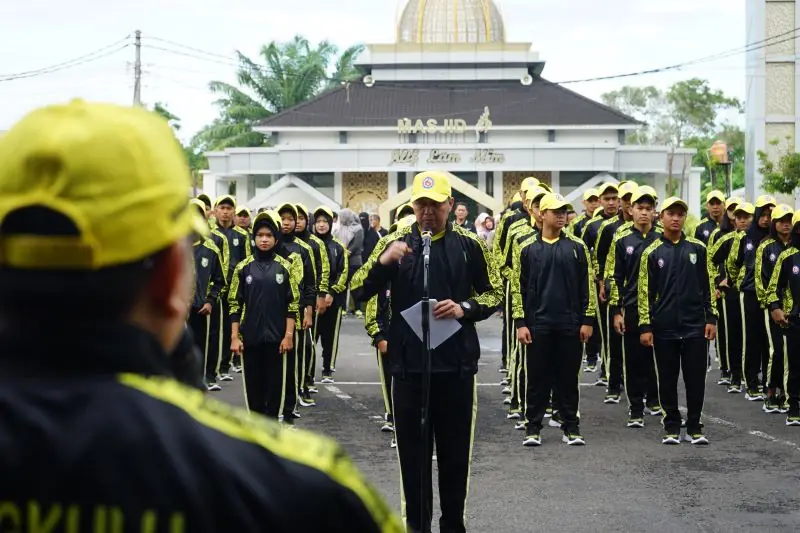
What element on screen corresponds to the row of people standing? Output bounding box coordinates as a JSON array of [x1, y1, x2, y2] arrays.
[[188, 195, 350, 423]]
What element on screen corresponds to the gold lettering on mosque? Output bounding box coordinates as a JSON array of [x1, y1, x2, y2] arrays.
[[427, 150, 461, 164], [471, 149, 505, 164], [389, 149, 419, 165], [397, 118, 468, 135]]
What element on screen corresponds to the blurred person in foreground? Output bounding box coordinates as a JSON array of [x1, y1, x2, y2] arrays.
[[0, 100, 402, 532]]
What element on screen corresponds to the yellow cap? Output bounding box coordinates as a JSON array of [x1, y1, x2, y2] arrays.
[[618, 181, 639, 199], [397, 202, 415, 217], [582, 188, 599, 201], [661, 197, 689, 212], [519, 177, 539, 192], [295, 203, 309, 217], [277, 203, 298, 217], [525, 186, 549, 208], [0, 100, 206, 270], [597, 182, 620, 197], [397, 214, 416, 231], [313, 206, 335, 220], [236, 206, 251, 217], [252, 211, 279, 231], [537, 183, 553, 193], [706, 190, 725, 203], [410, 171, 451, 203], [511, 192, 522, 204], [734, 202, 755, 215], [215, 194, 236, 208], [630, 185, 658, 204], [196, 194, 212, 207], [755, 195, 777, 208], [793, 211, 800, 227], [539, 193, 573, 212], [725, 196, 743, 209], [772, 204, 793, 221]]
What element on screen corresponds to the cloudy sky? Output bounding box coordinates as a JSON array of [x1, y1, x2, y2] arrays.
[[0, 0, 746, 141]]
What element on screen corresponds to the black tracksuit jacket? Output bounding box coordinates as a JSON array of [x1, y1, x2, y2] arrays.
[[192, 239, 225, 310], [352, 223, 502, 376]]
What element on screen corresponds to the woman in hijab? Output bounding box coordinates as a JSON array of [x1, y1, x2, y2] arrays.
[[335, 208, 365, 315], [475, 212, 496, 249]]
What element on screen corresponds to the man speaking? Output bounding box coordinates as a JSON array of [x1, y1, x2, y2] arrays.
[[352, 171, 502, 533]]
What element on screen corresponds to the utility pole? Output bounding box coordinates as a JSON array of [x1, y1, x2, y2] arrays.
[[133, 30, 142, 107]]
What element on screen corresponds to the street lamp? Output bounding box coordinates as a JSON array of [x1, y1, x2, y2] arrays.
[[709, 140, 733, 197]]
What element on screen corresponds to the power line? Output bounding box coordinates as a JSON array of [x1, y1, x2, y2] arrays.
[[144, 35, 238, 62], [0, 36, 131, 81]]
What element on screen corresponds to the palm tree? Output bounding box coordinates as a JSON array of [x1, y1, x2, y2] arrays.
[[193, 36, 364, 151]]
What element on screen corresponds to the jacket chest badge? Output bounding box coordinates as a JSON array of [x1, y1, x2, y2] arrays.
[[276, 272, 285, 284], [657, 258, 665, 268], [703, 229, 710, 237], [246, 275, 253, 285], [689, 253, 697, 265], [233, 238, 240, 246], [770, 253, 777, 262], [626, 246, 634, 255], [201, 257, 209, 268], [793, 266, 800, 275], [746, 241, 753, 251]]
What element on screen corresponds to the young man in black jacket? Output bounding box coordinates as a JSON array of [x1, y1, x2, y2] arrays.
[[0, 100, 402, 533], [607, 186, 662, 427], [230, 212, 300, 418], [638, 197, 717, 445], [352, 171, 502, 533], [513, 193, 595, 447]]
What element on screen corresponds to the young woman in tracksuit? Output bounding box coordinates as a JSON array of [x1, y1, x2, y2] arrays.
[[312, 206, 349, 383], [727, 195, 776, 400], [229, 212, 300, 419], [638, 197, 716, 445], [709, 200, 751, 392], [765, 211, 800, 426], [756, 205, 794, 413]]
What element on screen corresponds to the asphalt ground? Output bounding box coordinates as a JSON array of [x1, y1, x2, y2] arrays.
[[216, 315, 800, 532]]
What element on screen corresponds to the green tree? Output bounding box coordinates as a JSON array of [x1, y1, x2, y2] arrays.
[[193, 36, 364, 151], [759, 137, 800, 195], [601, 79, 741, 196], [150, 102, 208, 192]]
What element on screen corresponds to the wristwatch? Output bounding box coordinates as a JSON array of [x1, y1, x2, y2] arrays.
[[460, 301, 472, 315]]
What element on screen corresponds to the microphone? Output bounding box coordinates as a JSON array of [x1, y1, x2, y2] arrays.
[[421, 228, 432, 261]]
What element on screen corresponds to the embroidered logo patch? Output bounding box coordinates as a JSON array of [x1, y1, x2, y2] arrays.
[[657, 258, 665, 268], [200, 257, 209, 268], [233, 238, 240, 246], [770, 253, 777, 262], [246, 275, 253, 285], [746, 241, 753, 251], [626, 246, 634, 255], [793, 266, 799, 275], [689, 253, 697, 265], [421, 176, 435, 189], [276, 273, 284, 284], [703, 230, 710, 237]]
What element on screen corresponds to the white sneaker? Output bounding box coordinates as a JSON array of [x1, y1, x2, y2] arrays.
[[206, 383, 222, 392]]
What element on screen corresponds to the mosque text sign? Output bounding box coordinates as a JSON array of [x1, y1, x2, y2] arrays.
[[397, 107, 493, 140], [388, 148, 506, 166]]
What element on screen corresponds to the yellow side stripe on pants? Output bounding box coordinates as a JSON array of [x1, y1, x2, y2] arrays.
[[764, 309, 776, 388], [377, 349, 391, 416]]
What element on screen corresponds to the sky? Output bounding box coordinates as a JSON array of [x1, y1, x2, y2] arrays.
[[0, 0, 747, 142]]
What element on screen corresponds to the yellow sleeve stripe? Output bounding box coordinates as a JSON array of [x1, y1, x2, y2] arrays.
[[637, 240, 663, 326], [365, 294, 381, 338], [275, 255, 300, 314], [117, 374, 403, 531]]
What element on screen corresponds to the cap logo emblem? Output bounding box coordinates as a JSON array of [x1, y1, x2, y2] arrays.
[[421, 176, 435, 189]]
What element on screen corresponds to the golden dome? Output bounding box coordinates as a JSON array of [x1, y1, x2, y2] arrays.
[[397, 0, 505, 44]]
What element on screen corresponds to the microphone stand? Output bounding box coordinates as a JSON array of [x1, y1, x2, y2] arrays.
[[420, 228, 432, 533]]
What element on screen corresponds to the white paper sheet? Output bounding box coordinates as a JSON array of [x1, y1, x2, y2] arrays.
[[400, 299, 463, 349]]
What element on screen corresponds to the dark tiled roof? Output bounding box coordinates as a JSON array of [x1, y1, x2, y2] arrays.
[[257, 77, 641, 128]]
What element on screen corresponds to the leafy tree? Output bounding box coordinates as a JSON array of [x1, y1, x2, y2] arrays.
[[602, 79, 741, 196], [193, 36, 364, 151], [759, 137, 800, 195]]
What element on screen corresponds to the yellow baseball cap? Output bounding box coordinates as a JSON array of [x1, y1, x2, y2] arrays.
[[793, 210, 800, 227], [630, 185, 658, 204], [313, 206, 335, 220], [0, 100, 206, 270], [277, 203, 298, 217], [618, 181, 639, 199], [725, 196, 743, 209], [520, 177, 539, 191], [525, 186, 549, 208], [511, 192, 522, 204], [539, 193, 573, 212], [771, 204, 793, 221], [755, 195, 777, 208], [295, 203, 309, 217], [196, 194, 212, 207], [661, 197, 689, 212], [397, 202, 415, 217], [410, 171, 451, 203], [597, 182, 619, 197], [236, 206, 251, 217], [582, 188, 599, 201], [706, 190, 725, 203], [215, 194, 236, 208], [734, 202, 755, 215], [252, 211, 278, 231], [538, 183, 553, 193]]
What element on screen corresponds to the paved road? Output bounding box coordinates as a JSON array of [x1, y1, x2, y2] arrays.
[[216, 316, 800, 532]]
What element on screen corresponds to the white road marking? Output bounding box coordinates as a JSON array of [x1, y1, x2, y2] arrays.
[[325, 381, 597, 387], [678, 406, 800, 452]]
